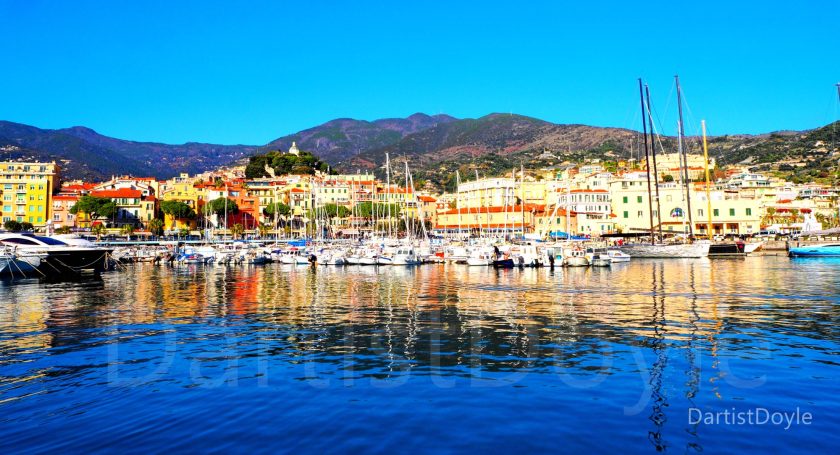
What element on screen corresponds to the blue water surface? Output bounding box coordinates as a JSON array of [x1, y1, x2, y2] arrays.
[[1, 257, 838, 453]]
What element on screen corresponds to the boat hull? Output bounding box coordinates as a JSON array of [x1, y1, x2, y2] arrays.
[[39, 248, 111, 277], [788, 245, 840, 257], [492, 259, 515, 268], [617, 243, 710, 258]]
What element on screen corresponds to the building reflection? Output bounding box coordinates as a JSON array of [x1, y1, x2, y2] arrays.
[[0, 261, 834, 400]]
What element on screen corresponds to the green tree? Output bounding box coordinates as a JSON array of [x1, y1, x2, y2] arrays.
[[70, 195, 117, 223], [178, 228, 190, 238], [257, 222, 270, 238], [322, 203, 350, 218], [55, 226, 73, 234], [230, 223, 244, 239], [263, 202, 291, 218], [121, 224, 135, 237], [20, 222, 34, 231], [245, 149, 332, 179], [148, 218, 164, 236], [91, 223, 106, 240], [3, 220, 22, 232], [662, 174, 675, 182], [204, 197, 239, 217], [160, 200, 196, 220], [762, 207, 777, 227], [353, 202, 401, 219]]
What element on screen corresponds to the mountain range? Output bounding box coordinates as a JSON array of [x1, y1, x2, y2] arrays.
[[1, 114, 837, 188]]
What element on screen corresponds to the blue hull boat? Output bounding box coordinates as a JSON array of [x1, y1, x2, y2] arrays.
[[788, 244, 840, 257]]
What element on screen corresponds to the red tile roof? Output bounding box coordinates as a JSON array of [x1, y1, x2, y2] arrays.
[[90, 189, 143, 198]]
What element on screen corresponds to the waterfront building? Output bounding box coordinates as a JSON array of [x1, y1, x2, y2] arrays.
[[646, 153, 715, 181], [417, 195, 438, 226], [609, 175, 762, 236], [0, 161, 60, 227], [533, 207, 578, 237], [94, 176, 159, 198], [51, 194, 80, 229], [456, 177, 517, 209], [434, 204, 545, 235], [85, 188, 157, 228]]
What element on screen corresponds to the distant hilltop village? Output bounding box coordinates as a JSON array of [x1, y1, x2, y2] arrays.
[[1, 141, 838, 238]]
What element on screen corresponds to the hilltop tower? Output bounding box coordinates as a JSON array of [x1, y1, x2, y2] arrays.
[[288, 141, 300, 156]]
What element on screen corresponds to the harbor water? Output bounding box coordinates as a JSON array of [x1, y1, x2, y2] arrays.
[[1, 257, 838, 453]]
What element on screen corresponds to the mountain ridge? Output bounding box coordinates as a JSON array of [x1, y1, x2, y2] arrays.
[[1, 115, 837, 187]]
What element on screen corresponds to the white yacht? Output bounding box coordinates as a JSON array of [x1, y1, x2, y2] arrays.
[[0, 233, 112, 277], [391, 246, 421, 265]]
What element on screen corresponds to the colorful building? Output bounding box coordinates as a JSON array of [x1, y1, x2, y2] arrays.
[[0, 161, 60, 227]]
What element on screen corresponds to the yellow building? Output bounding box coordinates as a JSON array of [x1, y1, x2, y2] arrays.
[[0, 161, 60, 227], [645, 153, 715, 182], [435, 204, 544, 234], [455, 177, 550, 209]]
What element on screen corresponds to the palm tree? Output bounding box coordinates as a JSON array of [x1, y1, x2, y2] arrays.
[[815, 212, 827, 229], [91, 223, 106, 240], [257, 222, 269, 238], [148, 218, 164, 237], [231, 223, 245, 239], [120, 224, 135, 239], [762, 207, 777, 227]]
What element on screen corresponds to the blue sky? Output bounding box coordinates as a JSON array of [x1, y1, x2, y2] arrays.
[[1, 1, 838, 145]]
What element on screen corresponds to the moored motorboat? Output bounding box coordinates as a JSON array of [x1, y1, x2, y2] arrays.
[[0, 233, 112, 278], [492, 258, 515, 268], [788, 244, 840, 257], [606, 250, 631, 262], [616, 242, 710, 258]]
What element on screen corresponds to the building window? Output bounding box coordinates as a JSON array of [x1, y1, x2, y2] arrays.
[[622, 196, 628, 203], [729, 208, 735, 216], [637, 196, 643, 203], [713, 209, 719, 217], [698, 209, 704, 216], [746, 208, 752, 216]]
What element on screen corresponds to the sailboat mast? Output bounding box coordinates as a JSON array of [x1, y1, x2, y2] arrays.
[[675, 75, 695, 238], [456, 170, 462, 237], [701, 120, 713, 239], [645, 84, 664, 240], [520, 164, 525, 238], [385, 153, 391, 239], [639, 78, 656, 244], [403, 160, 411, 239]]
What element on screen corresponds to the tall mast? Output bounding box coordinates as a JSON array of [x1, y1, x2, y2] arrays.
[[639, 78, 656, 244], [645, 83, 664, 240], [520, 164, 526, 238], [385, 153, 391, 239], [675, 75, 695, 238], [701, 120, 713, 239], [456, 170, 462, 237], [475, 170, 484, 237], [403, 160, 410, 240]]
